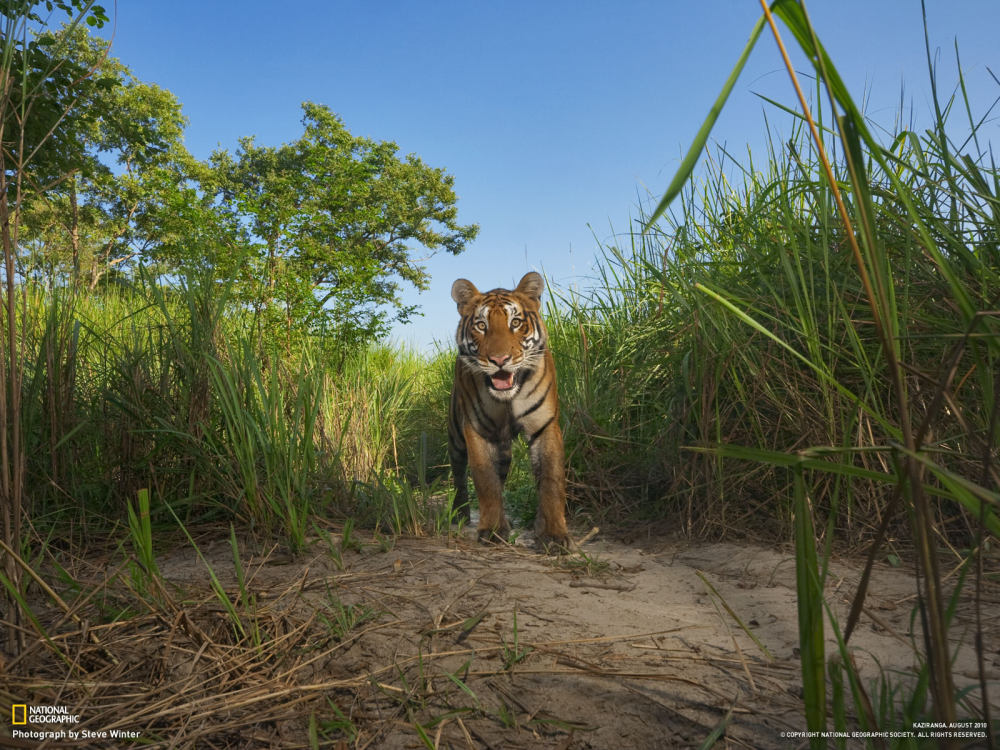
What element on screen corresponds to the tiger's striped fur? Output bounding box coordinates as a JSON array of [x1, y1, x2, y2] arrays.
[[448, 272, 570, 548]]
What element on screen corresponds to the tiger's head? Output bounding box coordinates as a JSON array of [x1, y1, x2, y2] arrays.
[[451, 271, 548, 402]]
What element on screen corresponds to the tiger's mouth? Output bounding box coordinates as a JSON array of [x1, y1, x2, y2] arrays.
[[489, 370, 515, 391]]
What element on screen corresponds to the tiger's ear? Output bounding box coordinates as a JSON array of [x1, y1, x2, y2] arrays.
[[451, 278, 480, 311], [515, 271, 544, 304]]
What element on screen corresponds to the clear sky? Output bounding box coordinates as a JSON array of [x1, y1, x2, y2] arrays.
[[97, 1, 998, 352]]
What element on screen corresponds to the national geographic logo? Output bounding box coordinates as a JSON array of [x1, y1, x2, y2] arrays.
[[9, 704, 82, 743], [9, 703, 142, 742], [11, 704, 81, 725]]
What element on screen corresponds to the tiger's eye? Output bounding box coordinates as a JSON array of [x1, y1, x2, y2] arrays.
[[511, 317, 522, 330], [475, 321, 487, 332]]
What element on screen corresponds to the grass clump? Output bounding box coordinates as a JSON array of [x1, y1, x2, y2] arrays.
[[540, 2, 999, 742], [552, 48, 1000, 551], [13, 273, 453, 554]]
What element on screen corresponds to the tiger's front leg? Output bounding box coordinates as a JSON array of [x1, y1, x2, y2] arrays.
[[449, 443, 471, 522], [464, 425, 511, 543], [529, 420, 571, 550]]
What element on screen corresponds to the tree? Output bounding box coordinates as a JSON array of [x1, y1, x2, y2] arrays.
[[205, 102, 479, 348], [1, 0, 109, 655], [15, 22, 192, 288]]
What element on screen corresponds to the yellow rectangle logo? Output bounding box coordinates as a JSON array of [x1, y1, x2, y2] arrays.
[[12, 704, 27, 724]]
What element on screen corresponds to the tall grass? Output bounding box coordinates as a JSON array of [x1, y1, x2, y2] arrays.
[[14, 276, 451, 549], [547, 0, 998, 740], [1, 1, 114, 654]]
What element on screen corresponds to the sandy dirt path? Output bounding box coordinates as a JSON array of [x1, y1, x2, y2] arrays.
[[149, 526, 998, 749]]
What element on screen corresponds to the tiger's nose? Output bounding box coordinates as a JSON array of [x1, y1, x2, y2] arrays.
[[489, 354, 510, 367]]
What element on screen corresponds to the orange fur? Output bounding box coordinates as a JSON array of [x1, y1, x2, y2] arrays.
[[448, 272, 569, 549]]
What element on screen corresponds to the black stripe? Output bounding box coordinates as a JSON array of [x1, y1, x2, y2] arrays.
[[464, 379, 497, 436], [521, 356, 548, 400], [515, 380, 551, 421], [525, 311, 545, 345], [458, 316, 480, 354], [527, 415, 555, 446], [448, 419, 465, 455], [495, 449, 511, 478], [448, 419, 465, 452], [450, 376, 501, 442]]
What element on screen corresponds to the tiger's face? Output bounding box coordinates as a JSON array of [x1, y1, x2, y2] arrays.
[[451, 272, 547, 402]]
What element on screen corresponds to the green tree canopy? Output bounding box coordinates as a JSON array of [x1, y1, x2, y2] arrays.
[[14, 21, 193, 288], [204, 102, 479, 346], [8, 19, 478, 352]]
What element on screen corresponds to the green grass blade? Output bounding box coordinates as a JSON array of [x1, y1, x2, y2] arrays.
[[793, 468, 827, 743], [643, 12, 768, 229]]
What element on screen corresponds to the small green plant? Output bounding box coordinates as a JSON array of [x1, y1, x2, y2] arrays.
[[227, 525, 267, 649], [373, 530, 395, 553], [412, 720, 435, 750], [552, 549, 611, 576], [312, 699, 358, 744], [125, 488, 160, 596], [426, 482, 464, 537], [314, 522, 344, 570], [442, 659, 481, 710], [494, 701, 517, 730], [500, 607, 533, 670], [166, 501, 252, 642], [319, 591, 377, 640], [382, 472, 425, 536], [228, 524, 250, 605], [340, 518, 363, 553]]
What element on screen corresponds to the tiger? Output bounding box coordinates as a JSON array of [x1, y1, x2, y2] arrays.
[[447, 271, 571, 551]]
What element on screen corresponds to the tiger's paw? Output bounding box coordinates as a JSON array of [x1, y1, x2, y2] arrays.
[[477, 527, 511, 545], [534, 532, 575, 555]]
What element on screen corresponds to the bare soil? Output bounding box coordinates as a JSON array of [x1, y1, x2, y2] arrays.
[[5, 524, 999, 749]]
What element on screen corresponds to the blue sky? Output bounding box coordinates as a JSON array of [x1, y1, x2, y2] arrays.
[[98, 2, 998, 352]]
